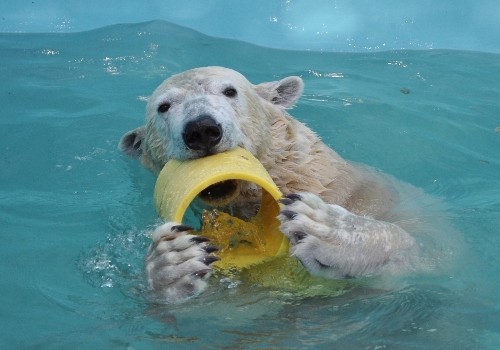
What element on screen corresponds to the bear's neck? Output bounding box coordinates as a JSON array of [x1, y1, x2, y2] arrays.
[[259, 111, 360, 206]]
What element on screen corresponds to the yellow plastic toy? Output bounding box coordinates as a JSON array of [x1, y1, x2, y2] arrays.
[[154, 147, 289, 271]]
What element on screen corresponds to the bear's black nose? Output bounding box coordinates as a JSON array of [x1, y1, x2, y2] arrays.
[[182, 115, 223, 152]]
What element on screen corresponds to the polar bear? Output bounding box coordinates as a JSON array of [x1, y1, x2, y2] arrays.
[[120, 66, 435, 303]]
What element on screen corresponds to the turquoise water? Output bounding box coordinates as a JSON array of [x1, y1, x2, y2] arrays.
[[2, 0, 500, 54], [1, 21, 499, 349]]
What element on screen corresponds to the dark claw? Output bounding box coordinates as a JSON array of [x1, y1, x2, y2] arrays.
[[190, 236, 210, 244], [315, 259, 330, 269], [280, 210, 297, 220], [193, 269, 211, 278], [294, 231, 308, 242], [204, 245, 219, 254], [279, 197, 294, 205], [202, 255, 220, 266], [285, 193, 302, 202], [172, 224, 194, 232]]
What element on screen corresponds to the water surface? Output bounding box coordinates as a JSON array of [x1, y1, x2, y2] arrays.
[[1, 21, 499, 349]]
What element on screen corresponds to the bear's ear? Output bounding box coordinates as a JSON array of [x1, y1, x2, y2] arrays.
[[255, 76, 304, 108], [119, 126, 144, 158]]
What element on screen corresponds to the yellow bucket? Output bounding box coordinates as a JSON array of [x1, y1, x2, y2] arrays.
[[154, 147, 289, 271]]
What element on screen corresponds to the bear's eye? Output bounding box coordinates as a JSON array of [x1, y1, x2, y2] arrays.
[[222, 87, 237, 98], [157, 102, 171, 113]]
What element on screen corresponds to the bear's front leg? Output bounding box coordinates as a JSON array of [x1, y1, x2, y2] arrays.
[[145, 223, 219, 303], [278, 193, 417, 279]]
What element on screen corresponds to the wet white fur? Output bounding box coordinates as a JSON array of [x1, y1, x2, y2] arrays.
[[120, 67, 451, 303]]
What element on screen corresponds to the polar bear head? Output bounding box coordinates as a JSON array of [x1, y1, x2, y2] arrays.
[[120, 66, 303, 173]]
